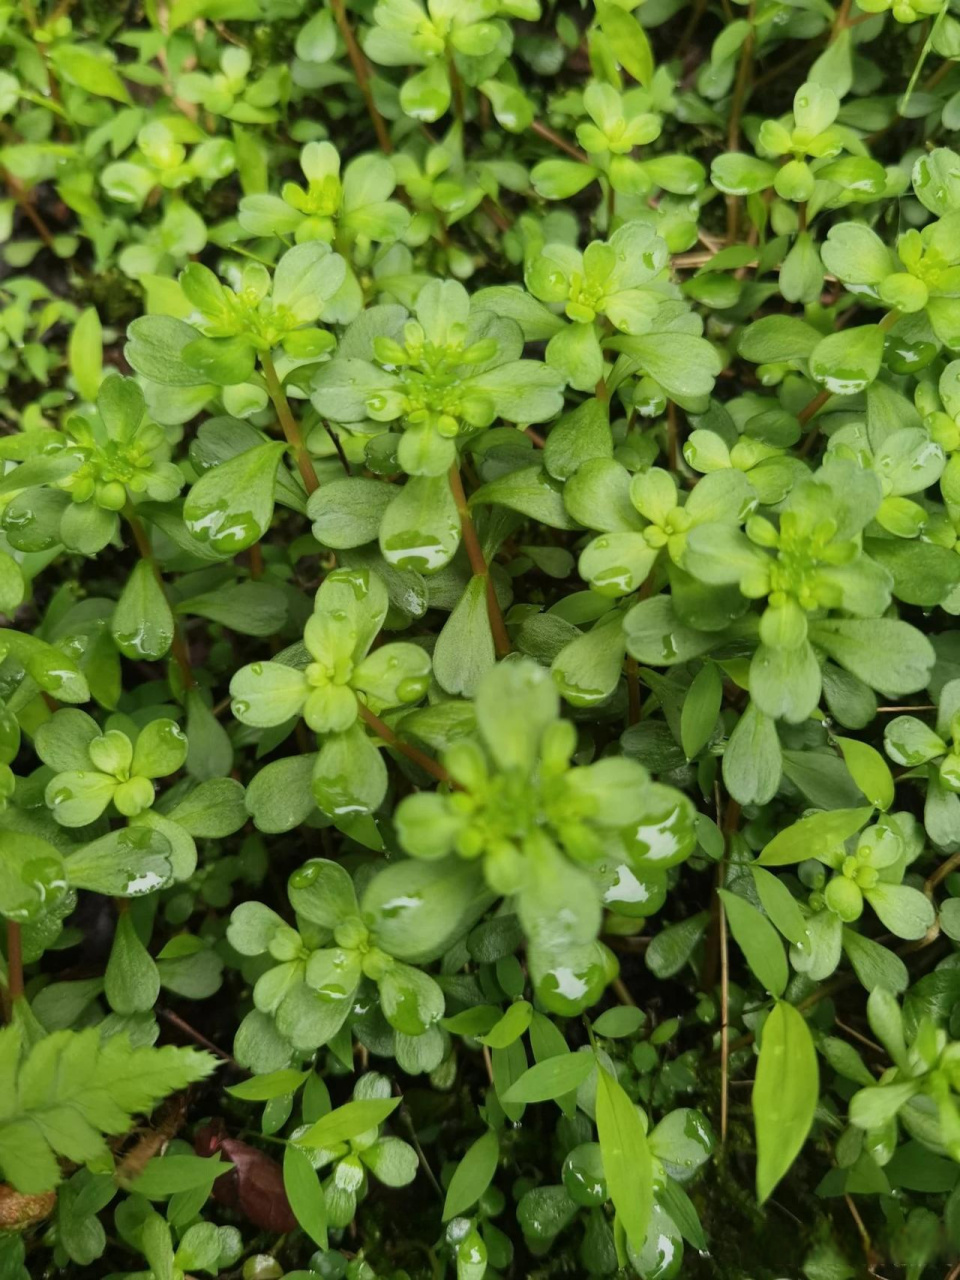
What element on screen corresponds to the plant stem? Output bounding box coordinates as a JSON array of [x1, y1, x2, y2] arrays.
[[926, 847, 960, 894], [611, 975, 637, 1007], [2, 170, 56, 252], [718, 891, 730, 1142], [481, 196, 511, 232], [357, 702, 452, 784], [329, 0, 393, 154], [796, 387, 832, 441], [395, 1097, 443, 1198], [261, 353, 320, 496], [159, 1007, 239, 1067], [678, 0, 708, 56], [832, 0, 853, 32], [321, 419, 352, 475], [448, 464, 512, 658], [902, 11, 942, 112], [248, 543, 264, 579], [124, 505, 197, 692], [844, 1193, 874, 1269], [718, 795, 739, 1144], [531, 120, 589, 163]]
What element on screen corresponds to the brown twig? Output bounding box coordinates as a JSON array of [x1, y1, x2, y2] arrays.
[[395, 1093, 443, 1198], [876, 704, 935, 712], [159, 1007, 239, 1067], [833, 0, 854, 31], [330, 0, 393, 154], [719, 891, 731, 1142], [320, 418, 351, 476], [844, 1193, 875, 1270], [2, 170, 56, 252], [834, 1018, 883, 1055], [357, 702, 452, 785], [926, 848, 960, 895], [796, 388, 833, 452], [248, 543, 264, 580], [448, 465, 511, 658], [481, 196, 512, 233], [261, 354, 320, 495], [611, 976, 637, 1007], [678, 0, 709, 56], [531, 120, 589, 164]]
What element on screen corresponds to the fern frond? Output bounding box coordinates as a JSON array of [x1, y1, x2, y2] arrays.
[[0, 1026, 217, 1193]]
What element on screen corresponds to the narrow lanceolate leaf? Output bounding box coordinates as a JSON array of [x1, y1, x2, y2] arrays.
[[750, 866, 807, 945], [501, 1051, 596, 1104], [595, 1064, 653, 1252], [296, 1098, 399, 1149], [283, 1143, 327, 1250], [226, 1069, 312, 1101], [757, 807, 874, 866], [442, 1129, 499, 1221], [68, 306, 102, 403], [752, 1002, 818, 1202], [718, 889, 787, 998]]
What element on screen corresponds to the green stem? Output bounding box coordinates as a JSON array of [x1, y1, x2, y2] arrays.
[[261, 353, 320, 496], [901, 6, 947, 113]]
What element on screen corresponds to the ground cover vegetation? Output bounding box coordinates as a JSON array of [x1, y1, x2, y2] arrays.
[[2, 0, 960, 1275]]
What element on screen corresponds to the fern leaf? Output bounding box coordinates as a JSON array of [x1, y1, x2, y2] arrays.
[[0, 1026, 217, 1193]]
